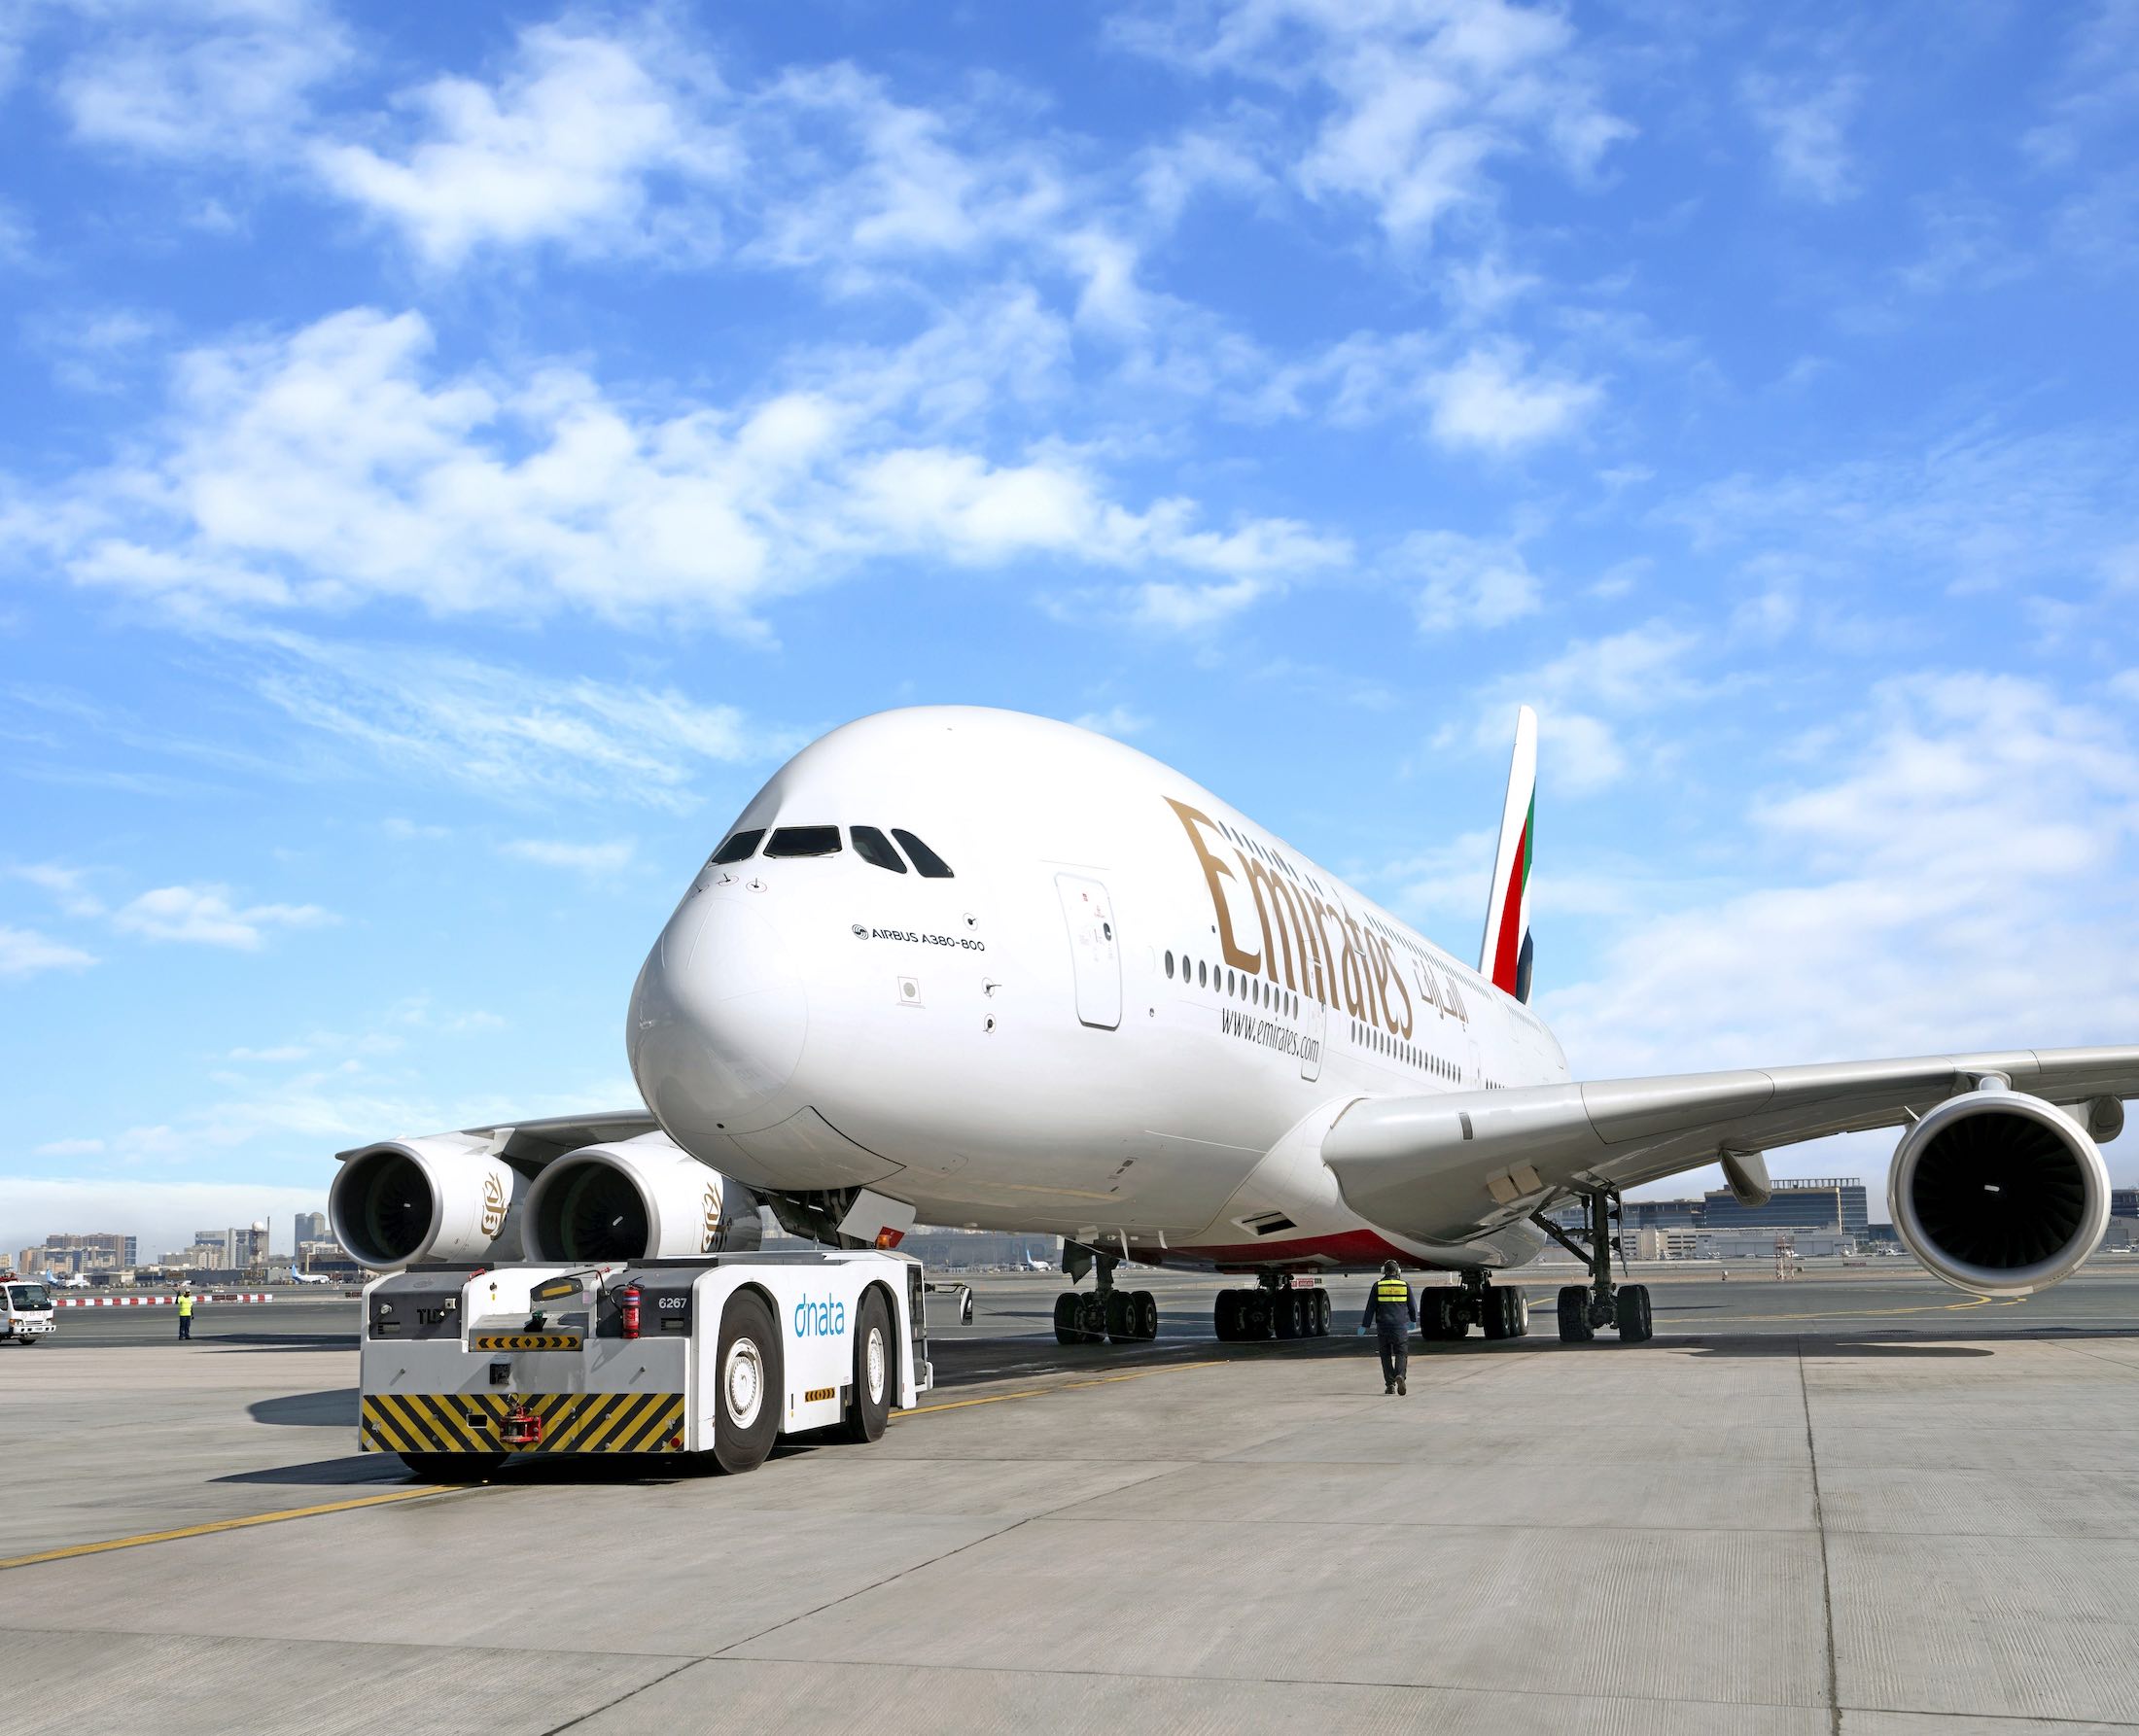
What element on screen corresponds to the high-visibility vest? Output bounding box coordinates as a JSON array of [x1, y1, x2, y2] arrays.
[[1373, 1278, 1410, 1304], [177, 1295, 193, 1317]]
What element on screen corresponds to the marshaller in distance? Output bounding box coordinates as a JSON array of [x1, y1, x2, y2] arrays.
[[331, 705, 2137, 1348]]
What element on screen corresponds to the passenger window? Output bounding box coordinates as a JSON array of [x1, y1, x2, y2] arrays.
[[710, 828, 764, 865], [851, 826, 907, 873], [764, 825, 842, 858], [891, 828, 955, 879], [1198, 960, 1208, 989], [1165, 951, 1175, 979]]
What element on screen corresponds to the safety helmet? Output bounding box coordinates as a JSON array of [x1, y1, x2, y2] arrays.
[[1382, 1260, 1400, 1276]]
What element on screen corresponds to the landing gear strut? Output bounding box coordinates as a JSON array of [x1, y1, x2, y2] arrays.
[[1213, 1272, 1332, 1342], [1419, 1267, 1529, 1340], [1054, 1251, 1158, 1345], [1530, 1190, 1651, 1344]]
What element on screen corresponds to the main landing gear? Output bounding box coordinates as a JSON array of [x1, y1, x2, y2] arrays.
[[1212, 1272, 1333, 1342], [1529, 1189, 1653, 1344], [1418, 1268, 1530, 1340], [1054, 1252, 1159, 1344]]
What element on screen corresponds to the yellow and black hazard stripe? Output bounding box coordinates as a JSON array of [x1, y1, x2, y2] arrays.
[[360, 1392, 685, 1456], [471, 1333, 582, 1351]]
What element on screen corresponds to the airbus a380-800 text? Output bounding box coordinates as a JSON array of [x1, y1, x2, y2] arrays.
[[330, 706, 2136, 1346]]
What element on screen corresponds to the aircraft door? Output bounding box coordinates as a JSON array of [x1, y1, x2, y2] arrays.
[[1054, 874, 1121, 1029], [1299, 994, 1324, 1082]]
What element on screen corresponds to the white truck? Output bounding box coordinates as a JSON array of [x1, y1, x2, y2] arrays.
[[2, 1277, 56, 1344], [359, 1249, 930, 1477]]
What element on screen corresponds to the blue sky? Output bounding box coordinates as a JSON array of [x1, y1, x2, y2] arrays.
[[3, 0, 2136, 1254]]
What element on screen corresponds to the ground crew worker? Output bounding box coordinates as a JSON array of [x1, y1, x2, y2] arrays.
[[1359, 1261, 1417, 1395], [176, 1286, 194, 1341]]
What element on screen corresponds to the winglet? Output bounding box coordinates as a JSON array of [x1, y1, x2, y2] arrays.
[[1479, 705, 1537, 1003]]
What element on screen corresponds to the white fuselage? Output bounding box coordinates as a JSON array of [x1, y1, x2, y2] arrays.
[[627, 708, 1571, 1274]]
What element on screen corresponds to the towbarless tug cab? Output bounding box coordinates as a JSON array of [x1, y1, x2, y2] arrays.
[[359, 1250, 929, 1476]]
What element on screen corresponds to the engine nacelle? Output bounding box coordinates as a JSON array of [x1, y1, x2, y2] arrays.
[[1888, 1085, 2110, 1297], [330, 1135, 525, 1269], [520, 1131, 761, 1264]]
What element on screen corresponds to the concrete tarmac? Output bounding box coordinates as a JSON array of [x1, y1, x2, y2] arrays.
[[3, 1265, 2137, 1734]]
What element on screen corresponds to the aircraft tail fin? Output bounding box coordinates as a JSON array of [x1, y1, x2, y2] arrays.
[[1479, 705, 1537, 1003]]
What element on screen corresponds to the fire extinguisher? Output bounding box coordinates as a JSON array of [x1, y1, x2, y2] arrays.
[[620, 1282, 642, 1340]]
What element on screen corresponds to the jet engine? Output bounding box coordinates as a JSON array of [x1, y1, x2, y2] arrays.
[[1888, 1085, 2111, 1297], [329, 1135, 526, 1269], [520, 1131, 761, 1263]]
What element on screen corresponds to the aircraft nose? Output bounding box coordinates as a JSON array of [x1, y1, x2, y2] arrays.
[[628, 894, 807, 1133]]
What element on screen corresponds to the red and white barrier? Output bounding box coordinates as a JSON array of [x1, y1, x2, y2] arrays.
[[52, 1293, 276, 1307]]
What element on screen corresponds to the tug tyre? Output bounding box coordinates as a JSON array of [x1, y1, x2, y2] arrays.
[[397, 1452, 506, 1481], [1557, 1285, 1595, 1343], [712, 1290, 782, 1475], [844, 1288, 895, 1443]]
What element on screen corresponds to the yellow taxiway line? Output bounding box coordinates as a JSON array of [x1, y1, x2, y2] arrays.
[[0, 1359, 1228, 1572], [0, 1487, 452, 1573], [1668, 1293, 2027, 1326]]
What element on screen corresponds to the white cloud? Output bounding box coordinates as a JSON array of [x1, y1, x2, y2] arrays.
[[502, 838, 635, 874], [1120, 0, 1631, 244], [11, 302, 1345, 635], [1071, 705, 1152, 738], [1399, 529, 1542, 631], [1420, 343, 1599, 451], [0, 1177, 334, 1263], [32, 1137, 106, 1158], [1540, 676, 2139, 1078], [112, 885, 335, 950], [0, 924, 96, 977], [12, 862, 105, 917], [312, 22, 733, 267], [1741, 70, 1862, 203], [228, 1044, 310, 1062], [58, 0, 353, 160], [240, 630, 792, 811]]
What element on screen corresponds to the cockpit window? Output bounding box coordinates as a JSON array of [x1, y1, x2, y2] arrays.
[[710, 828, 764, 865], [851, 826, 907, 873], [764, 825, 842, 858], [892, 828, 954, 878]]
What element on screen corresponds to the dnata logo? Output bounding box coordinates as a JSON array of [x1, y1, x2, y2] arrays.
[[793, 1295, 847, 1337]]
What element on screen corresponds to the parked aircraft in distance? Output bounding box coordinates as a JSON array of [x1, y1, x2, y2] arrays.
[[286, 1267, 336, 1286], [42, 1270, 88, 1291], [331, 706, 2136, 1348]]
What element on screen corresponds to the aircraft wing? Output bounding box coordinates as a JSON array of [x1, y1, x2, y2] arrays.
[[333, 1110, 660, 1169], [1321, 1046, 2139, 1243]]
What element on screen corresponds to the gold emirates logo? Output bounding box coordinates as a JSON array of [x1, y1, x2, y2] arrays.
[[1167, 798, 1467, 1040], [479, 1172, 508, 1239], [700, 1183, 721, 1253]]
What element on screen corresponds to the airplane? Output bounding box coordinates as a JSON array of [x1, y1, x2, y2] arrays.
[[328, 704, 2137, 1349], [287, 1267, 336, 1286], [1023, 1251, 1054, 1273], [42, 1270, 89, 1291]]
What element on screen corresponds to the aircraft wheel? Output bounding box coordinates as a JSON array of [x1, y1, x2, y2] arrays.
[[1077, 1293, 1108, 1342], [1615, 1283, 1654, 1343], [1556, 1285, 1595, 1343], [1131, 1291, 1159, 1341], [1426, 1292, 1467, 1340], [843, 1289, 894, 1443], [1054, 1292, 1084, 1345], [1312, 1289, 1332, 1336], [1509, 1289, 1530, 1337], [1273, 1292, 1299, 1339], [1239, 1292, 1273, 1340], [1105, 1290, 1136, 1342], [713, 1290, 782, 1474], [396, 1452, 506, 1481], [1213, 1290, 1239, 1342]]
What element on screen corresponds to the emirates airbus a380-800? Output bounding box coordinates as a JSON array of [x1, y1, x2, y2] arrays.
[[331, 706, 2137, 1346]]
